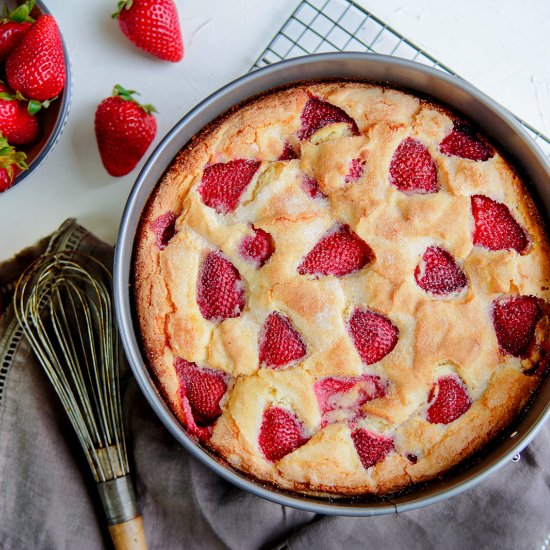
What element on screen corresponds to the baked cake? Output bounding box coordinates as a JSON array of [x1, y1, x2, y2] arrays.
[[133, 81, 550, 495]]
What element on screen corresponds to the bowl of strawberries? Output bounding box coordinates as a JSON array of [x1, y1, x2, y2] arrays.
[[0, 0, 70, 193]]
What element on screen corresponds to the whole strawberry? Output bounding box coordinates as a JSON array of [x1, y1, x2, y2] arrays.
[[95, 84, 157, 177], [113, 0, 183, 62], [0, 134, 27, 192], [0, 0, 36, 62], [6, 14, 66, 103], [0, 82, 39, 145]]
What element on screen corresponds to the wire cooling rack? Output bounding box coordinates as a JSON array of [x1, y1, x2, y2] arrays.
[[252, 0, 550, 159]]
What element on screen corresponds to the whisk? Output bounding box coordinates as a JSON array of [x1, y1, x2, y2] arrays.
[[13, 251, 147, 550]]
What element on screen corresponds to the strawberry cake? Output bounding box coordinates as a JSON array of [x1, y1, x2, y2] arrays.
[[133, 82, 550, 495]]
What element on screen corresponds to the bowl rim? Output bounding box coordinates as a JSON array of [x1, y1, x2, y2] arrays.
[[114, 52, 550, 516], [11, 0, 72, 188]]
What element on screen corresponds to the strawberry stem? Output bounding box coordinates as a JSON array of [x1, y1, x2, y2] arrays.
[[112, 84, 158, 115], [4, 0, 35, 23], [112, 0, 133, 19]]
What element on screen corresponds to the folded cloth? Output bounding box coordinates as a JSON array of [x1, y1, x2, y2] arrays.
[[0, 220, 549, 550]]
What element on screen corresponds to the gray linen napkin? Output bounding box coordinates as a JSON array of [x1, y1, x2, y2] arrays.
[[0, 220, 549, 550]]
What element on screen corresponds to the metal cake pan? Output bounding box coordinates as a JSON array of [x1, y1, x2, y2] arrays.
[[114, 53, 550, 516]]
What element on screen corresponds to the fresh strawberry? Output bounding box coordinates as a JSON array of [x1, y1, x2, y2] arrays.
[[6, 14, 65, 104], [113, 0, 183, 62], [298, 97, 359, 141], [95, 84, 157, 177], [0, 134, 27, 192], [389, 137, 438, 194], [259, 312, 306, 369], [440, 122, 494, 161], [258, 406, 308, 462], [198, 159, 261, 214], [348, 308, 399, 365], [471, 195, 528, 253], [197, 251, 245, 322], [314, 375, 385, 427], [351, 429, 394, 469], [278, 141, 298, 160], [0, 167, 11, 192], [175, 358, 227, 439], [426, 375, 472, 424], [0, 0, 35, 62], [0, 21, 30, 62], [297, 224, 373, 278], [0, 82, 39, 144], [301, 175, 326, 199], [414, 246, 467, 296], [344, 157, 365, 183], [150, 211, 177, 250], [492, 295, 542, 357], [239, 225, 274, 268]]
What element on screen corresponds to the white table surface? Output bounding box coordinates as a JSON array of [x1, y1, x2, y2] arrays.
[[0, 0, 548, 261]]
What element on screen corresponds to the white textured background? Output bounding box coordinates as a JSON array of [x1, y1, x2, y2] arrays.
[[0, 0, 548, 260]]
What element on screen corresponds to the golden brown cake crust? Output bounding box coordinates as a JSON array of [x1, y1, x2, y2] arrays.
[[133, 81, 550, 496]]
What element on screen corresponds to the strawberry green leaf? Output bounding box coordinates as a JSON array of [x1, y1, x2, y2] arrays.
[[112, 84, 158, 115], [112, 0, 133, 19], [141, 103, 158, 115], [112, 83, 138, 101], [27, 100, 42, 115], [26, 97, 53, 115], [8, 0, 35, 23], [0, 134, 28, 171]]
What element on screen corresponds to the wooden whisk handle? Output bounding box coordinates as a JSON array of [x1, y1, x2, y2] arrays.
[[108, 515, 147, 550], [97, 476, 148, 550]]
